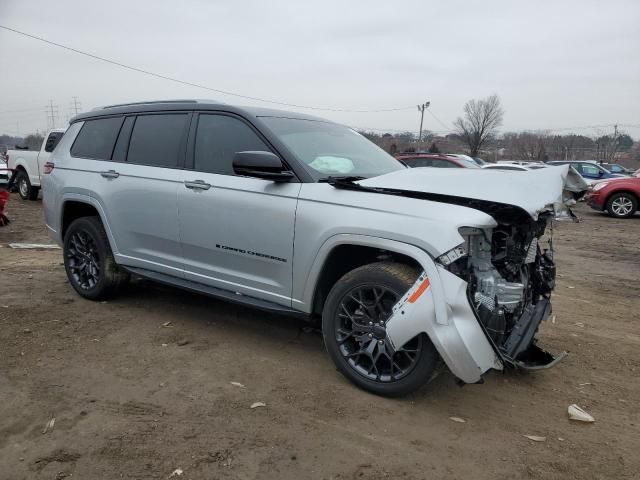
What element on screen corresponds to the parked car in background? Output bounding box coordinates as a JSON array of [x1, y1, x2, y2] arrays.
[[6, 129, 65, 199], [396, 153, 480, 169], [447, 154, 486, 166], [600, 163, 634, 176], [43, 99, 579, 396], [586, 176, 640, 218], [548, 160, 624, 184], [0, 156, 8, 184], [483, 163, 547, 171]]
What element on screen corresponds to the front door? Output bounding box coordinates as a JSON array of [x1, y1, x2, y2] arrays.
[[176, 113, 300, 307]]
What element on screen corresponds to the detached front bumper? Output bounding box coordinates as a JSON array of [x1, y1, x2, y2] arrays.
[[384, 260, 565, 384], [496, 297, 567, 370], [384, 263, 503, 384]]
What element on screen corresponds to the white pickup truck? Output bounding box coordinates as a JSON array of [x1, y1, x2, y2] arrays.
[[7, 129, 66, 200]]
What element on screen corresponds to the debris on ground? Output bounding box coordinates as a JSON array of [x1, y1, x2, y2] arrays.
[[523, 435, 546, 442], [42, 416, 55, 434], [449, 416, 466, 423], [250, 402, 266, 409], [168, 468, 183, 477], [161, 321, 172, 328], [230, 382, 245, 388], [568, 404, 595, 423], [8, 243, 60, 249]]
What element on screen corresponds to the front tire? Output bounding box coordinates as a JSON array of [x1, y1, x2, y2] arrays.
[[63, 216, 129, 300], [322, 262, 439, 397], [14, 170, 39, 200], [606, 192, 637, 218]]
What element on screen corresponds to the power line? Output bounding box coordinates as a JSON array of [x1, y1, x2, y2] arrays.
[[0, 24, 415, 114], [0, 106, 47, 115], [427, 109, 452, 131]]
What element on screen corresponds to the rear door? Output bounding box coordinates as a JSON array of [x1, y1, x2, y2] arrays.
[[176, 113, 300, 306], [85, 113, 190, 276]]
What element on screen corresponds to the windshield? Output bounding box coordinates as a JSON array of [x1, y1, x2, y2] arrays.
[[261, 117, 405, 180], [452, 156, 481, 168]]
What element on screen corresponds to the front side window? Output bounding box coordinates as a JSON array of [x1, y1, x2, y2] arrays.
[[581, 164, 601, 176], [194, 115, 271, 175], [71, 117, 123, 160], [261, 117, 405, 180], [127, 114, 189, 168]]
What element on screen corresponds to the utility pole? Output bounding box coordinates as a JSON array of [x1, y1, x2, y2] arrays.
[[417, 101, 430, 145], [46, 100, 58, 130], [71, 96, 81, 115]]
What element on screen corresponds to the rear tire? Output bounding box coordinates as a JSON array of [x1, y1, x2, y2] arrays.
[[63, 216, 129, 300], [606, 192, 637, 218], [15, 170, 39, 200], [322, 262, 439, 397]]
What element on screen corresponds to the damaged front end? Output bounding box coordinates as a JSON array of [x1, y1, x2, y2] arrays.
[[446, 215, 567, 370]]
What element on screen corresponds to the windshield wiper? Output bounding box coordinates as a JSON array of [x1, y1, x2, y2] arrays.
[[319, 175, 366, 185]]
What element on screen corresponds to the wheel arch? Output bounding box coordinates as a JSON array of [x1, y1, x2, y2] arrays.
[[298, 234, 446, 322], [605, 189, 639, 205], [309, 243, 421, 317], [60, 195, 119, 254]]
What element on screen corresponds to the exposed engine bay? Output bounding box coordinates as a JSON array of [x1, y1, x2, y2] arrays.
[[452, 214, 562, 368]]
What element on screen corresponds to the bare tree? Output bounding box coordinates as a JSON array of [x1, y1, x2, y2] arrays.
[[454, 94, 504, 157], [503, 131, 549, 161]]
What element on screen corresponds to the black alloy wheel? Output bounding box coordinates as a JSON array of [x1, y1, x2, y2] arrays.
[[335, 285, 423, 382], [63, 216, 129, 300], [67, 230, 101, 290], [322, 262, 439, 397]]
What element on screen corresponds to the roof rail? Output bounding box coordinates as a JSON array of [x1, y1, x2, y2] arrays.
[[95, 99, 224, 110]]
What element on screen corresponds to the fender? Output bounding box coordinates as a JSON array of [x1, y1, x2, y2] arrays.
[[10, 157, 40, 187], [299, 234, 501, 383], [58, 192, 120, 255]]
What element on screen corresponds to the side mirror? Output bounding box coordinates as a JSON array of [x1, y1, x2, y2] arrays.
[[597, 170, 604, 177], [232, 151, 294, 182]]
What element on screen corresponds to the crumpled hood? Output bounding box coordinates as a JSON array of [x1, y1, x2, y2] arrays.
[[359, 164, 585, 220]]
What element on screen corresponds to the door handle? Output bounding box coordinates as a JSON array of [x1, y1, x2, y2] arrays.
[[100, 170, 120, 179], [184, 180, 211, 190]]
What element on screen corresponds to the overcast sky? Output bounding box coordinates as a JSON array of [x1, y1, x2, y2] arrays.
[[1, 0, 639, 138]]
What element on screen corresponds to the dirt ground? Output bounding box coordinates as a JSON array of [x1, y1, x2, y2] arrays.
[[0, 195, 638, 480]]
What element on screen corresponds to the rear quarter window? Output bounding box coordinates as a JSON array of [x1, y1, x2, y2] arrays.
[[70, 117, 124, 160], [44, 132, 64, 153]]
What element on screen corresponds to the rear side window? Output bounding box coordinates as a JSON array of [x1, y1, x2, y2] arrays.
[[71, 117, 124, 159], [127, 114, 189, 168], [44, 131, 64, 152], [194, 114, 271, 175]]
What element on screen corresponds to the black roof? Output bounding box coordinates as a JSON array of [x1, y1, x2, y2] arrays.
[[70, 99, 332, 124]]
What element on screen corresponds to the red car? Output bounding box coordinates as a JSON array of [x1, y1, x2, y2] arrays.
[[395, 153, 480, 169], [586, 176, 640, 218]]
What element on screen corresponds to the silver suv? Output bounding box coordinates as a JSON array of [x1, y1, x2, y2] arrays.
[[43, 100, 574, 396]]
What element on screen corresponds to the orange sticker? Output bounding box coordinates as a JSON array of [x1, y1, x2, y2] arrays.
[[407, 278, 431, 303]]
